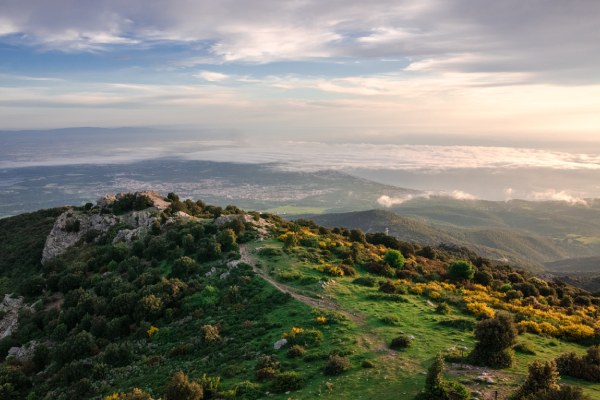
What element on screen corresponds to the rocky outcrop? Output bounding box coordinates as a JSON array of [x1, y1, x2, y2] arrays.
[[42, 211, 119, 264], [111, 210, 159, 244], [8, 341, 38, 362], [0, 295, 28, 340], [42, 191, 168, 264], [215, 214, 273, 238]]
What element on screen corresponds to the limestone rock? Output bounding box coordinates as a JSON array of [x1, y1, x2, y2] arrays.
[[7, 341, 37, 362], [0, 295, 27, 340], [42, 210, 118, 264], [274, 338, 288, 350]]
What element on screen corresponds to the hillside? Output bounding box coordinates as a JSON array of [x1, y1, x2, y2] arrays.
[[308, 209, 574, 269], [0, 193, 599, 399]]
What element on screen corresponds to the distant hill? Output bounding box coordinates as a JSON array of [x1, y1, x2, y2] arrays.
[[308, 208, 596, 269]]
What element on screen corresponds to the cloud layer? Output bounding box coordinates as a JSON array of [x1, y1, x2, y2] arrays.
[[1, 1, 600, 138]]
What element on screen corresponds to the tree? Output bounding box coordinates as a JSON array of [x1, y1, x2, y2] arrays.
[[283, 233, 299, 249], [510, 360, 560, 400], [164, 371, 203, 400], [383, 250, 405, 269], [349, 229, 366, 244], [217, 228, 237, 252], [469, 312, 517, 368], [171, 256, 198, 279], [447, 260, 475, 281], [415, 353, 470, 400]]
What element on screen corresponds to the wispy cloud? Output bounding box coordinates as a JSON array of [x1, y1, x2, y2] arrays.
[[527, 190, 589, 205], [194, 71, 229, 82]]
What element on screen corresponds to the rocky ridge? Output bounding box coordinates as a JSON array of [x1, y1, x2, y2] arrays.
[[42, 191, 168, 264]]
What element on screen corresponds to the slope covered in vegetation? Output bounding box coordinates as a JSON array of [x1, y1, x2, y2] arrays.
[[0, 193, 599, 400]]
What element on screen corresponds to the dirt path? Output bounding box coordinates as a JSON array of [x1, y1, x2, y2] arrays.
[[239, 245, 341, 311], [239, 244, 395, 354]]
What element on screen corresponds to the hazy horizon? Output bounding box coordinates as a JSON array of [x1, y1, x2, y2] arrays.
[[1, 1, 600, 208]]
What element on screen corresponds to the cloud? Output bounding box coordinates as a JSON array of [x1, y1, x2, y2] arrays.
[[195, 71, 229, 82], [0, 0, 599, 84], [377, 189, 476, 207], [527, 190, 588, 205], [377, 194, 416, 207], [448, 190, 476, 200]]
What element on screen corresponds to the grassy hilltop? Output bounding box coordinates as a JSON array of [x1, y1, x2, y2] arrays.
[[0, 193, 599, 399]]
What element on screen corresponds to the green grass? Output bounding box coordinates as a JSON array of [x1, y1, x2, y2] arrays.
[[250, 240, 600, 400]]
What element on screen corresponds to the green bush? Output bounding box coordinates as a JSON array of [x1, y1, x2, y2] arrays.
[[234, 381, 263, 400], [510, 360, 560, 400], [352, 277, 377, 287], [390, 335, 412, 349], [447, 260, 475, 281], [415, 354, 470, 400], [324, 355, 350, 375], [435, 303, 451, 315], [514, 342, 536, 355], [361, 359, 375, 368], [556, 345, 600, 382], [469, 312, 517, 368], [269, 371, 304, 393], [103, 342, 134, 366], [383, 250, 405, 269], [381, 315, 400, 325], [287, 345, 306, 358], [287, 329, 323, 347]]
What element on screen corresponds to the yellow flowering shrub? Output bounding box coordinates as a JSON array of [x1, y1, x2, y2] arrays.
[[146, 325, 159, 338], [315, 316, 327, 325], [324, 264, 344, 277], [466, 302, 495, 319], [559, 323, 596, 341]]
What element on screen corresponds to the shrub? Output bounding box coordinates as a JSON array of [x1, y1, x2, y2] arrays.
[[447, 260, 475, 281], [362, 359, 375, 368], [466, 302, 495, 319], [339, 264, 357, 277], [352, 276, 376, 287], [390, 335, 412, 349], [255, 367, 276, 381], [436, 303, 451, 315], [379, 280, 399, 294], [324, 355, 350, 375], [255, 355, 280, 371], [285, 328, 323, 347], [103, 342, 134, 366], [106, 388, 156, 399], [514, 342, 536, 355], [324, 265, 344, 277], [383, 250, 405, 269], [532, 385, 590, 400], [169, 343, 194, 357], [287, 345, 306, 358], [510, 360, 560, 400], [415, 354, 470, 400], [556, 345, 600, 382], [269, 371, 304, 393], [438, 318, 475, 331], [164, 371, 203, 400], [469, 312, 517, 368], [198, 373, 221, 399], [234, 381, 263, 400], [201, 324, 221, 343], [381, 315, 400, 325]]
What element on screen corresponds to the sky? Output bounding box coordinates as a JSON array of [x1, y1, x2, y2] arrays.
[[1, 0, 600, 144]]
